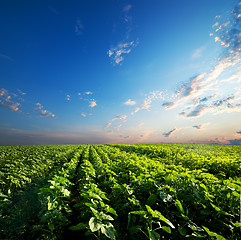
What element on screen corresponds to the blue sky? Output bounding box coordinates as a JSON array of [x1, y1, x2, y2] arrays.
[[1, 0, 241, 145]]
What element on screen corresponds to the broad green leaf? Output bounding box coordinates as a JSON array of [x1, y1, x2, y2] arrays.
[[146, 205, 159, 218], [147, 194, 157, 206], [200, 183, 207, 191], [89, 217, 102, 232], [69, 222, 86, 231], [131, 210, 146, 216], [202, 226, 226, 240], [231, 222, 241, 227], [154, 210, 175, 229], [99, 212, 114, 221], [107, 207, 118, 216], [162, 226, 171, 234], [101, 225, 116, 240], [62, 188, 70, 197], [200, 208, 211, 215], [210, 203, 221, 212], [175, 200, 184, 214], [150, 230, 160, 240], [178, 226, 187, 236], [90, 207, 99, 218], [188, 223, 203, 232]]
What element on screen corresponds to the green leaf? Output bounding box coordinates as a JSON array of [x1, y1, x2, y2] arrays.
[[202, 226, 226, 240], [175, 200, 184, 214], [231, 222, 241, 228], [107, 207, 118, 216], [62, 188, 70, 197], [89, 217, 102, 232], [90, 207, 99, 218], [131, 210, 147, 216], [200, 183, 207, 191], [210, 203, 221, 212], [69, 222, 86, 231], [147, 194, 157, 206], [150, 230, 160, 240], [99, 212, 114, 221], [200, 209, 211, 215], [162, 226, 171, 234], [101, 225, 116, 240], [159, 192, 172, 202], [154, 210, 175, 229], [178, 226, 187, 236], [146, 205, 159, 218]]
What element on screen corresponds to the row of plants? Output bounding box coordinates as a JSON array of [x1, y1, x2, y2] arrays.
[[0, 145, 84, 239], [111, 144, 241, 179]]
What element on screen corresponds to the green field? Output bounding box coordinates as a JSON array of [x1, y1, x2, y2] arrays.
[[0, 144, 240, 239]]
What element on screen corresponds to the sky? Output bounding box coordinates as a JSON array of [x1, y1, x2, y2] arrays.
[[0, 0, 241, 146]]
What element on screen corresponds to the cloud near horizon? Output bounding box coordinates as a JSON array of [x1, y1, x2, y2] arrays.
[[163, 128, 177, 137], [104, 115, 127, 130]]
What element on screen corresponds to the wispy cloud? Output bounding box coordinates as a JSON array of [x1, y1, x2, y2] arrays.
[[138, 122, 144, 127], [192, 46, 206, 59], [108, 4, 138, 65], [81, 112, 86, 117], [0, 53, 13, 61], [35, 103, 55, 118], [0, 88, 21, 112], [123, 4, 132, 23], [163, 128, 177, 137], [75, 19, 84, 35], [17, 89, 26, 95], [193, 123, 209, 130], [180, 95, 241, 118], [124, 99, 136, 106], [85, 91, 93, 95], [163, 2, 241, 116], [48, 6, 59, 15], [104, 115, 127, 130], [107, 40, 138, 65]]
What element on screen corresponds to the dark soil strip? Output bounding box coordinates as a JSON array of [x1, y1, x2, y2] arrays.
[[63, 151, 85, 240]]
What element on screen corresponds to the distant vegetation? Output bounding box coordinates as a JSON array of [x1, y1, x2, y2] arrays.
[[0, 144, 240, 239]]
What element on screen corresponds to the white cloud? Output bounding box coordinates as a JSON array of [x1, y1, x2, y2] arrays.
[[89, 100, 97, 107], [65, 94, 71, 101], [85, 91, 93, 95], [0, 88, 21, 112], [107, 40, 138, 65], [35, 103, 55, 118], [124, 99, 136, 106]]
